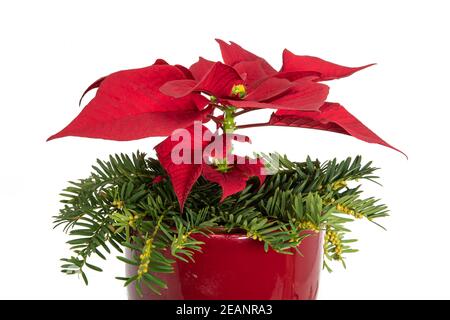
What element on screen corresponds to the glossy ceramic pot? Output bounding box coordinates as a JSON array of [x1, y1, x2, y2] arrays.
[[126, 231, 323, 300]]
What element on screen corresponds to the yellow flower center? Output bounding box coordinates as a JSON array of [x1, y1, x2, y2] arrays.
[[230, 84, 246, 99]]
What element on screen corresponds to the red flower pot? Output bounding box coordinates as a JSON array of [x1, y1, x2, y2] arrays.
[[126, 231, 323, 300]]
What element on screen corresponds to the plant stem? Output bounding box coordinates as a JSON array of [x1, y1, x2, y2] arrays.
[[209, 102, 226, 110], [223, 106, 237, 133], [207, 114, 223, 127]]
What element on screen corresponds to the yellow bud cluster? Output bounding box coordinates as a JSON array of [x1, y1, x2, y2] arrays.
[[336, 204, 363, 219], [137, 238, 153, 277], [324, 229, 342, 259], [230, 84, 246, 99], [112, 199, 124, 209], [246, 231, 262, 241], [128, 214, 140, 228], [173, 232, 192, 250], [289, 236, 300, 243], [332, 180, 347, 191], [298, 220, 319, 233]]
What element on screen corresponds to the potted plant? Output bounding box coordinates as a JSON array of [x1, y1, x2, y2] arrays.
[[49, 40, 402, 300]]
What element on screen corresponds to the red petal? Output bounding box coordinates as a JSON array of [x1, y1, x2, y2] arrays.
[[281, 49, 374, 81], [155, 124, 213, 211], [202, 165, 248, 201], [78, 76, 106, 106], [78, 58, 172, 106], [195, 62, 243, 98], [48, 65, 206, 141], [192, 93, 210, 111], [161, 62, 243, 98], [234, 156, 266, 186], [153, 59, 193, 79], [216, 39, 277, 76], [202, 158, 265, 201], [228, 78, 329, 111], [270, 102, 405, 155], [266, 78, 329, 109], [233, 60, 271, 85], [161, 162, 202, 211], [162, 62, 243, 99], [245, 77, 294, 102], [160, 79, 197, 98], [275, 71, 321, 82], [189, 57, 215, 80], [153, 59, 169, 65], [175, 64, 194, 79]]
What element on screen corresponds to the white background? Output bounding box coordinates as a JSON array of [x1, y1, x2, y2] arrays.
[[1, 0, 449, 299]]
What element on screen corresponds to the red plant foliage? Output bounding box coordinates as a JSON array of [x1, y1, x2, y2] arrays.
[[49, 40, 403, 210]]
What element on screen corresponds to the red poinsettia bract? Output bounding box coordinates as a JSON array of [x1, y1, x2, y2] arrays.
[[48, 39, 403, 211], [47, 60, 210, 141], [269, 103, 405, 155], [155, 125, 265, 210]]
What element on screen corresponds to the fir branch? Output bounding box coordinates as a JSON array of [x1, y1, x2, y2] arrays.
[[54, 151, 389, 289]]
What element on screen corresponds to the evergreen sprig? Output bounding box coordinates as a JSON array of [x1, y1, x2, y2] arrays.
[[54, 151, 388, 294]]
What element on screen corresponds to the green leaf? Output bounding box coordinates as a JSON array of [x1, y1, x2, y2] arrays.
[[116, 256, 139, 266], [85, 262, 103, 272]]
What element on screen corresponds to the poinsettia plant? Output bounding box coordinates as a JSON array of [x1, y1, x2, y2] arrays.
[[50, 40, 402, 294], [49, 39, 401, 210]]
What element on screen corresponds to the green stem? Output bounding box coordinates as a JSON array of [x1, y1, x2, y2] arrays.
[[223, 106, 237, 133], [215, 106, 237, 173]]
